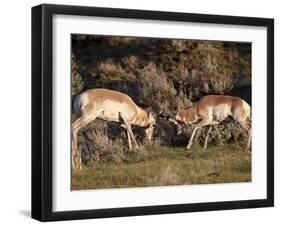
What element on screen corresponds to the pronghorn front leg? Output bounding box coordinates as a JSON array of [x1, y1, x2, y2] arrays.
[[186, 120, 209, 150], [120, 114, 139, 149], [121, 124, 132, 150], [169, 118, 182, 135]]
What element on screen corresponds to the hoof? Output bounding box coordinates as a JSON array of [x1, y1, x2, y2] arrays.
[[185, 146, 191, 151]]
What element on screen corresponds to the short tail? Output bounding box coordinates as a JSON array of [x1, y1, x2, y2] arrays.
[[73, 93, 82, 116]]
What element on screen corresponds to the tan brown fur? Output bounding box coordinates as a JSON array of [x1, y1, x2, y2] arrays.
[[175, 95, 251, 150], [177, 105, 198, 124], [72, 88, 156, 170]]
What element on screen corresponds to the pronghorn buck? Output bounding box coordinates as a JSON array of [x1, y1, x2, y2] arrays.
[[172, 95, 251, 150], [72, 88, 156, 170]]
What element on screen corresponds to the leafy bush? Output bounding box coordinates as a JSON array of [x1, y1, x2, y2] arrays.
[[72, 72, 84, 97], [71, 54, 84, 97]]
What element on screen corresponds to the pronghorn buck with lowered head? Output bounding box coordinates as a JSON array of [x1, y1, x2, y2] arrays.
[[172, 95, 251, 150], [72, 88, 156, 170]]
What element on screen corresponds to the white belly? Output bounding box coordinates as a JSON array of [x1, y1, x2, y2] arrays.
[[98, 111, 119, 122], [212, 104, 231, 122], [97, 100, 135, 122]]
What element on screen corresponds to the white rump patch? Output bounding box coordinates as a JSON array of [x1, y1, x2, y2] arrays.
[[242, 100, 251, 118], [73, 92, 90, 116]]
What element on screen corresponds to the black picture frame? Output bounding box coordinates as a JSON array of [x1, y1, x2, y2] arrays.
[[32, 3, 274, 222]]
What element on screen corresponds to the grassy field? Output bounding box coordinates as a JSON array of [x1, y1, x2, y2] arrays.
[[72, 145, 251, 190]]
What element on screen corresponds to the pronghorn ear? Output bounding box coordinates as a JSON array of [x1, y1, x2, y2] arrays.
[[145, 107, 152, 114]]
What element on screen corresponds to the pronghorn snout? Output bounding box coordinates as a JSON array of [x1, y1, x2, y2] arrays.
[[158, 111, 178, 122]]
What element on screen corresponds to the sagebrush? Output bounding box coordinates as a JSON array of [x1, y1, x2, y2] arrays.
[[72, 35, 251, 165]]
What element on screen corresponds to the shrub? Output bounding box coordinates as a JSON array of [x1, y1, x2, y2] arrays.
[[71, 54, 84, 97], [72, 72, 84, 97], [78, 121, 163, 165]]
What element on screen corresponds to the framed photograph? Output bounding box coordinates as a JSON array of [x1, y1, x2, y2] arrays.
[[32, 4, 274, 221]]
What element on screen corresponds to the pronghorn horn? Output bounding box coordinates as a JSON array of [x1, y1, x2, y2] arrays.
[[157, 110, 165, 117]]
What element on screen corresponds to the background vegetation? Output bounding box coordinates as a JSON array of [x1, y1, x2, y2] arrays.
[[71, 35, 251, 189]]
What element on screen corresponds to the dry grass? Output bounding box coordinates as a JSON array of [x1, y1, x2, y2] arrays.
[[72, 145, 251, 190]]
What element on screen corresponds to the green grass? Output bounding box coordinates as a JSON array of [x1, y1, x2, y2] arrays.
[[71, 145, 251, 190]]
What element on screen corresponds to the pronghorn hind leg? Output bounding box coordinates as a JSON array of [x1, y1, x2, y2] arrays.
[[203, 126, 212, 150], [246, 128, 252, 151], [72, 115, 96, 170], [120, 114, 139, 149], [72, 117, 82, 170]]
